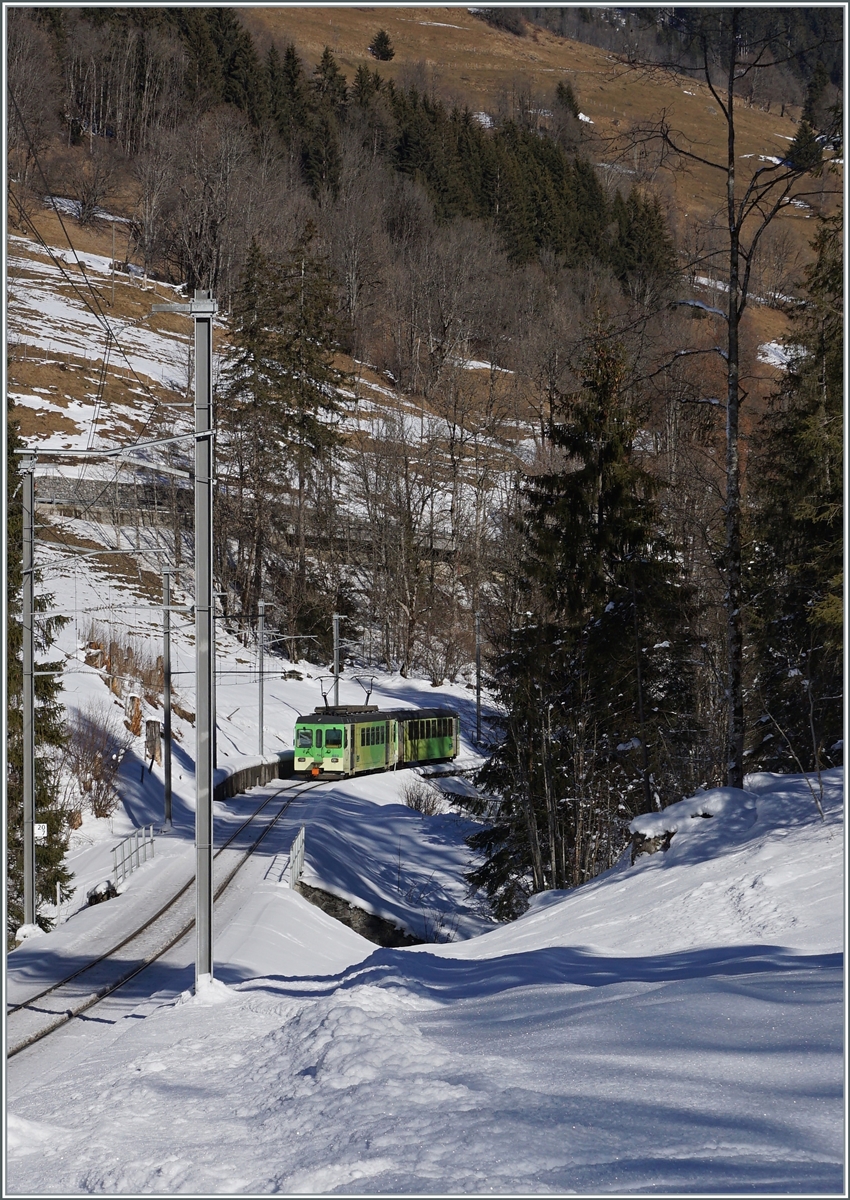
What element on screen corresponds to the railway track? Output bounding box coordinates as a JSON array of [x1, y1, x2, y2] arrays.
[[6, 777, 325, 1058]]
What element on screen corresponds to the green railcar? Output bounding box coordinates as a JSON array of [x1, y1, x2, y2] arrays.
[[293, 705, 459, 777]]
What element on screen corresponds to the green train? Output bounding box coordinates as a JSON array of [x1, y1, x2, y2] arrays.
[[293, 705, 459, 777]]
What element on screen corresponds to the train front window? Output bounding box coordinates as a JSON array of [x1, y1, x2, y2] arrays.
[[315, 730, 323, 749], [325, 728, 342, 748], [296, 729, 313, 749]]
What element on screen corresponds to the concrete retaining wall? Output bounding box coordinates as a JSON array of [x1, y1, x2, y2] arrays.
[[213, 751, 294, 802]]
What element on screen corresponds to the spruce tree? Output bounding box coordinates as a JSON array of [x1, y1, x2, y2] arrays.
[[555, 79, 580, 119], [369, 29, 395, 61], [470, 320, 699, 915], [802, 60, 830, 128], [205, 7, 268, 125], [609, 188, 678, 304], [6, 414, 73, 946], [787, 120, 823, 172], [218, 230, 348, 621], [311, 46, 347, 116], [747, 214, 843, 774], [269, 43, 309, 150]]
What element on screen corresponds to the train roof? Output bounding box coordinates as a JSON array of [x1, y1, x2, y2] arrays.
[[295, 706, 459, 724]]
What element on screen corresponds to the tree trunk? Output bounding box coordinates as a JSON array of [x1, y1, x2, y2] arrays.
[[724, 19, 744, 788]]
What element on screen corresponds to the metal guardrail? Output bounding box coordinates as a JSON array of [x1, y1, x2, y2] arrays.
[[290, 825, 305, 889], [112, 825, 155, 885]]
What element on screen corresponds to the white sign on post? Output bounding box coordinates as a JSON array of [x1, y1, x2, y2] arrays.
[[34, 823, 48, 841]]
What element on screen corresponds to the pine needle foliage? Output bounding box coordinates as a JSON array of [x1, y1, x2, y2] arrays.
[[467, 321, 702, 917], [217, 229, 348, 623], [747, 214, 843, 773], [6, 413, 73, 946]]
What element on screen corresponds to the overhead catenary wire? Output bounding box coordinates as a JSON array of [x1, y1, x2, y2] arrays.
[[9, 187, 193, 521], [6, 174, 167, 432], [7, 95, 198, 528]]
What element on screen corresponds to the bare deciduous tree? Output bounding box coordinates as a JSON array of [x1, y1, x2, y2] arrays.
[[618, 11, 839, 786]]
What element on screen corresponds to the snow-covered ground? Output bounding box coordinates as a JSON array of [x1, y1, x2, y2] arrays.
[[6, 224, 844, 1196], [7, 552, 845, 1195]]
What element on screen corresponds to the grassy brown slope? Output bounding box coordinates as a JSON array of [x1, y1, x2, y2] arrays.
[[243, 6, 832, 229], [244, 4, 841, 368]]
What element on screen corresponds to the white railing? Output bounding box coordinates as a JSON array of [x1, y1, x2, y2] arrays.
[[112, 825, 155, 885], [290, 825, 306, 889]]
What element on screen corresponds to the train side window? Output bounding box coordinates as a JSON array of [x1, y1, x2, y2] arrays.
[[360, 728, 365, 746], [315, 730, 323, 749]]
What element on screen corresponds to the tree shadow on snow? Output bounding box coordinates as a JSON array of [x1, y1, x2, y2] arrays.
[[229, 943, 843, 1004]]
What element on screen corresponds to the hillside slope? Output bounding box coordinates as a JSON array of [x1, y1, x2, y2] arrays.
[[7, 759, 843, 1195], [244, 5, 827, 240]]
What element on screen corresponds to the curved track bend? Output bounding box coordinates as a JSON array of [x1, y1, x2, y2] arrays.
[[7, 777, 324, 1057]]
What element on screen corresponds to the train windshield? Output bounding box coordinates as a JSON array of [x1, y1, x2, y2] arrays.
[[296, 728, 313, 749], [325, 728, 343, 748]]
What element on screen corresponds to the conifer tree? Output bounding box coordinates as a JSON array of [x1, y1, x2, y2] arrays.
[[268, 43, 309, 150], [218, 230, 348, 618], [206, 7, 268, 126], [609, 188, 678, 304], [311, 46, 347, 116], [6, 414, 73, 946], [169, 8, 225, 105], [555, 79, 580, 119], [369, 29, 395, 62], [786, 120, 823, 172], [802, 60, 830, 128], [747, 214, 842, 775], [217, 239, 287, 616], [469, 321, 699, 915]]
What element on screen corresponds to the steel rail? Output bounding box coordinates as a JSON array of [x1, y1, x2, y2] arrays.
[[7, 779, 301, 1016], [7, 778, 325, 1057]]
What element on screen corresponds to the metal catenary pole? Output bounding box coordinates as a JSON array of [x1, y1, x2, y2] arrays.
[[22, 455, 36, 926], [475, 610, 482, 747], [194, 290, 216, 985], [333, 612, 340, 707], [162, 567, 172, 825], [153, 289, 217, 987], [258, 599, 265, 756]]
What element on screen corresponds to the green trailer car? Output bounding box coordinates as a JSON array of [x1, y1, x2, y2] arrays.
[[293, 705, 459, 777]]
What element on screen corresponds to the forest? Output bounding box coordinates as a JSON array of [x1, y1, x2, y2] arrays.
[[6, 6, 843, 921]]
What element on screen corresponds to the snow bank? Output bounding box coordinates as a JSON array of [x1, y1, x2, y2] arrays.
[[8, 770, 842, 1195], [629, 785, 757, 839]]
